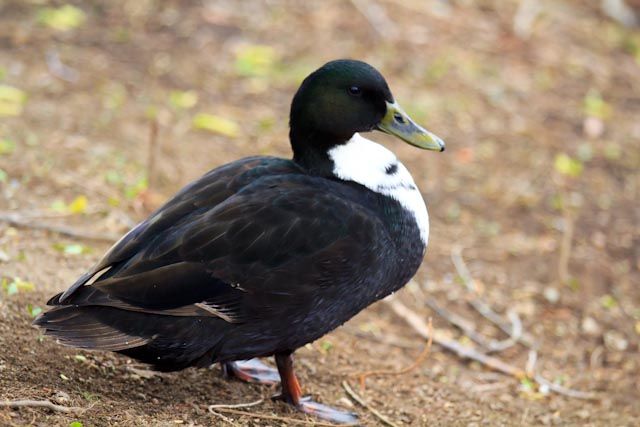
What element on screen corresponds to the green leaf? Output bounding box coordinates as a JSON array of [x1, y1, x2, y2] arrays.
[[50, 199, 68, 213], [0, 85, 27, 117], [3, 277, 35, 295], [124, 176, 148, 200], [0, 139, 16, 155], [37, 5, 86, 31], [104, 170, 123, 185], [26, 303, 43, 318], [50, 196, 89, 214], [169, 90, 198, 110], [5, 280, 18, 296], [52, 243, 91, 255], [583, 90, 612, 120], [601, 294, 617, 310], [0, 168, 8, 182], [604, 143, 621, 160], [554, 153, 583, 177], [69, 422, 83, 427], [319, 340, 333, 353], [192, 113, 239, 138], [234, 45, 278, 77], [68, 195, 88, 214], [520, 377, 535, 391]]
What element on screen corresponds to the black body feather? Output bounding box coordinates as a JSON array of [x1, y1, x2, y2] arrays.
[[35, 156, 424, 370]]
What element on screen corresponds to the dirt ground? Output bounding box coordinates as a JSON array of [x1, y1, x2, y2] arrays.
[[1, 0, 639, 426]]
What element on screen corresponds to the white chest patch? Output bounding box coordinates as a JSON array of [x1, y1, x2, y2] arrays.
[[328, 133, 429, 245]]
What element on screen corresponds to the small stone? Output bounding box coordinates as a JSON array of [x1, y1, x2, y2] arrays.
[[581, 317, 601, 336], [336, 397, 354, 408], [543, 287, 560, 304], [583, 116, 604, 139], [576, 409, 590, 419], [52, 390, 70, 404], [604, 330, 628, 351]]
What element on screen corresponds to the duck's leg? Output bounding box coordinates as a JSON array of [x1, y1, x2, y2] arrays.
[[221, 358, 280, 385], [273, 351, 358, 425]]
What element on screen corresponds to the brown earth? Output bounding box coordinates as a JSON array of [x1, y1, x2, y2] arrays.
[[0, 0, 639, 426]]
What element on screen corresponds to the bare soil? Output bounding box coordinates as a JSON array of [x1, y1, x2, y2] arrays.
[[0, 1, 638, 426]]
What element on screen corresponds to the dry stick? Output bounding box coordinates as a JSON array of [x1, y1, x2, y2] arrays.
[[207, 409, 239, 426], [558, 209, 574, 286], [384, 297, 599, 400], [208, 407, 356, 427], [349, 0, 399, 40], [208, 399, 264, 409], [351, 318, 434, 390], [0, 213, 119, 243], [146, 117, 160, 192], [451, 246, 536, 349], [0, 209, 105, 220], [342, 381, 400, 427], [384, 297, 525, 377], [0, 399, 82, 414], [425, 298, 517, 353]]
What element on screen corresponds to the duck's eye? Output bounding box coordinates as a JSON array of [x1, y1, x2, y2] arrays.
[[348, 86, 362, 96]]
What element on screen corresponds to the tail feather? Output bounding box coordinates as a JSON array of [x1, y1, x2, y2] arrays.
[[34, 305, 225, 371]]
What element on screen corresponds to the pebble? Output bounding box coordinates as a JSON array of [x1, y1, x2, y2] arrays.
[[581, 316, 601, 336], [604, 330, 628, 351], [52, 390, 70, 404], [543, 287, 560, 304], [336, 397, 354, 408]]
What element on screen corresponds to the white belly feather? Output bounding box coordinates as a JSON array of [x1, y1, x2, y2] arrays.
[[328, 133, 430, 245]]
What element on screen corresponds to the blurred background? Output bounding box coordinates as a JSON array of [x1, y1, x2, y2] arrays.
[[0, 0, 638, 425]]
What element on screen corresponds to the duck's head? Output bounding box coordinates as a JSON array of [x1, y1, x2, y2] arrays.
[[290, 59, 445, 172]]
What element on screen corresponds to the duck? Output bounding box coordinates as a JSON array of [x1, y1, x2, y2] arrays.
[[34, 59, 445, 424]]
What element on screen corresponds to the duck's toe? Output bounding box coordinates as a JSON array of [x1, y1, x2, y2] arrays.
[[296, 396, 359, 425], [221, 358, 281, 385]]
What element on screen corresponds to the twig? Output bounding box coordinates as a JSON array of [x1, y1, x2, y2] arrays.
[[451, 246, 536, 348], [533, 374, 597, 400], [351, 331, 420, 350], [342, 381, 400, 427], [45, 49, 79, 83], [349, 0, 399, 40], [426, 298, 517, 353], [557, 209, 574, 286], [0, 399, 82, 414], [146, 117, 160, 192], [207, 408, 240, 426], [209, 406, 354, 426], [385, 297, 525, 377], [0, 213, 119, 243], [513, 0, 542, 40], [208, 399, 264, 409], [384, 297, 599, 400], [525, 349, 538, 377], [0, 209, 104, 220], [351, 318, 433, 390]]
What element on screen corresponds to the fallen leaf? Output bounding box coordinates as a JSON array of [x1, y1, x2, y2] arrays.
[[26, 303, 43, 318], [169, 90, 198, 110], [0, 85, 27, 117], [234, 45, 278, 77], [554, 153, 583, 177], [68, 195, 88, 214], [37, 5, 86, 31], [0, 139, 15, 155], [192, 113, 239, 138]]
